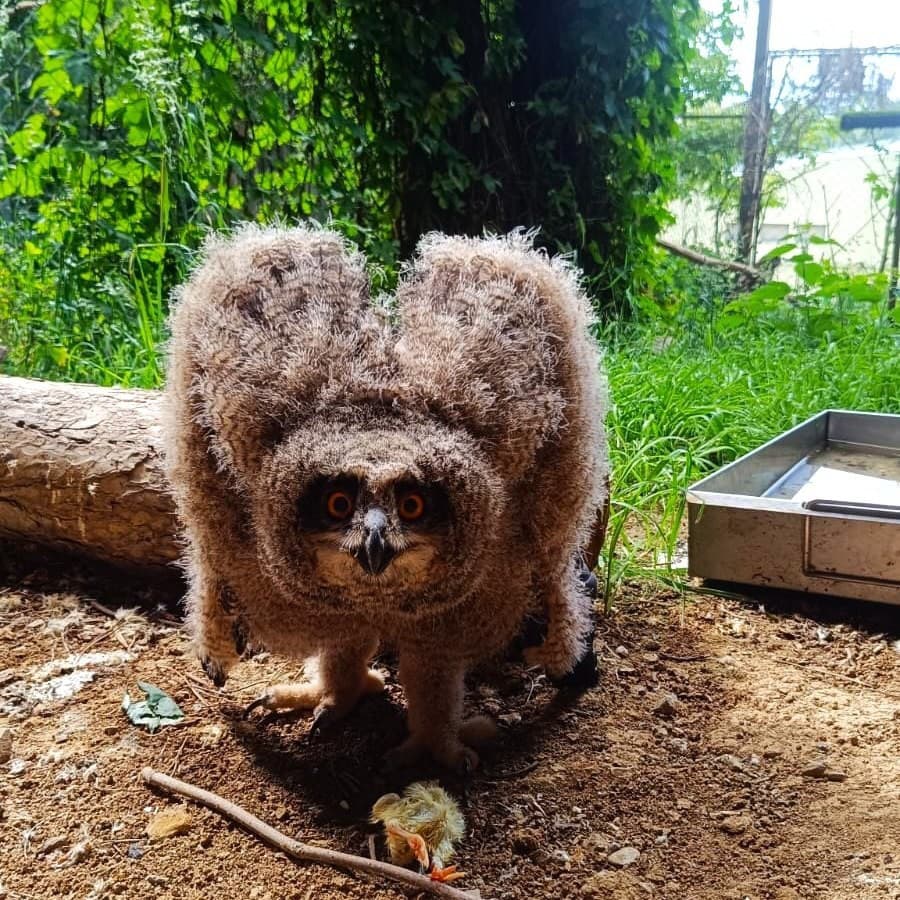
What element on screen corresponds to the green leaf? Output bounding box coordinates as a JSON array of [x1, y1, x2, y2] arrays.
[[808, 235, 842, 248], [846, 281, 885, 302], [743, 281, 791, 302], [446, 28, 465, 56], [759, 243, 796, 263], [795, 261, 824, 286], [123, 682, 184, 732]]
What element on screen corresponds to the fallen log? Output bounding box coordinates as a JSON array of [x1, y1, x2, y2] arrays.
[[0, 375, 179, 568]]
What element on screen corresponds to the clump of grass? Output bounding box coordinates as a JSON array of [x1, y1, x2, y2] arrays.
[[601, 319, 900, 603]]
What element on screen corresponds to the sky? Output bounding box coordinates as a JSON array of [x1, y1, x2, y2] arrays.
[[702, 0, 900, 99]]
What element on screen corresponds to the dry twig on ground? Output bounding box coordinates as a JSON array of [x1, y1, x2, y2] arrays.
[[140, 768, 483, 900]]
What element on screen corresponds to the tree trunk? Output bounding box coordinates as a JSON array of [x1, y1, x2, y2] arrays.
[[0, 375, 180, 568]]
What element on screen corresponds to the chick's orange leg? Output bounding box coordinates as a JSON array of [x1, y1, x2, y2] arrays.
[[386, 823, 430, 869], [430, 865, 465, 883]]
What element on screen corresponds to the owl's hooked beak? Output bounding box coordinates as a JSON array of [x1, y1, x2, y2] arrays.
[[352, 507, 397, 575]]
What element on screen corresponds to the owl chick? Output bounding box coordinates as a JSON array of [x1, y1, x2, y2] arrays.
[[163, 223, 608, 772], [371, 782, 465, 882]]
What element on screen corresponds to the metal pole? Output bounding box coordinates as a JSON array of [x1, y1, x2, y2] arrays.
[[889, 156, 900, 311], [737, 0, 773, 265]]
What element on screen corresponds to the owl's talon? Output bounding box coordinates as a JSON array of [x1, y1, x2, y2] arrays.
[[232, 619, 250, 657], [308, 704, 339, 739], [242, 691, 276, 722], [243, 694, 271, 719], [200, 657, 227, 688]]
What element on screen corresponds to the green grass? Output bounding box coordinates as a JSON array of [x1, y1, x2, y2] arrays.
[[602, 320, 900, 602], [1, 236, 178, 389]]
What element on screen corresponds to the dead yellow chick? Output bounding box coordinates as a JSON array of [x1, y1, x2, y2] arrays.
[[371, 782, 466, 883]]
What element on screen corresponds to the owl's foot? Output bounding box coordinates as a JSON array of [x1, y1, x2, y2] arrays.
[[244, 668, 384, 725], [523, 641, 576, 680], [191, 582, 250, 688], [383, 733, 479, 774], [430, 865, 465, 883]]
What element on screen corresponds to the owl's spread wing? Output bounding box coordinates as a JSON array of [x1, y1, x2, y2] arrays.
[[166, 224, 378, 482], [394, 232, 602, 481]]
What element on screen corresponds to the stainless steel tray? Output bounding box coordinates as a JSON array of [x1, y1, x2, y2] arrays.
[[687, 410, 900, 604]]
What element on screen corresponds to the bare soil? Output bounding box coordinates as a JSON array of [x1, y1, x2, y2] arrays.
[[1, 567, 899, 900]]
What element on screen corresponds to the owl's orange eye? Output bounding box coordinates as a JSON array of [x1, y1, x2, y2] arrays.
[[326, 490, 354, 520], [398, 492, 425, 522]]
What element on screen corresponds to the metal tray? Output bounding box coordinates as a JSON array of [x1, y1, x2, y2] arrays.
[[687, 410, 900, 604]]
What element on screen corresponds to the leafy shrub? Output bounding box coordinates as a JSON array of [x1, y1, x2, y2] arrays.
[[718, 238, 899, 341], [1, 0, 703, 386]]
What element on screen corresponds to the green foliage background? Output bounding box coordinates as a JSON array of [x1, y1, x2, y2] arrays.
[[1, 0, 701, 385]]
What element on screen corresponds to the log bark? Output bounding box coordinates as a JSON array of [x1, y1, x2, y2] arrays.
[[0, 375, 179, 568]]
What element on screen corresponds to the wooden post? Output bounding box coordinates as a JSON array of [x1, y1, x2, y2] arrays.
[[737, 0, 773, 265]]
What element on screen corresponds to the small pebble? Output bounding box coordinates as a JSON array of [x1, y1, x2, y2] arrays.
[[719, 814, 751, 835], [826, 771, 848, 782], [800, 761, 828, 778], [653, 693, 679, 719], [147, 805, 192, 840], [719, 754, 744, 772], [607, 846, 640, 867], [127, 843, 144, 860]]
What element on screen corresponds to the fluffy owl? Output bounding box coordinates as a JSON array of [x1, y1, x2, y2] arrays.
[[163, 223, 608, 772]]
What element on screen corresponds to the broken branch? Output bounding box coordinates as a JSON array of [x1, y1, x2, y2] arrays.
[[656, 237, 765, 283]]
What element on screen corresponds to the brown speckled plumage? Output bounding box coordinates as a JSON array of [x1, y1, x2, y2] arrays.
[[163, 223, 608, 771]]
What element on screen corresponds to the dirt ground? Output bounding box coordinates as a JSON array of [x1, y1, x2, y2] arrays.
[[1, 563, 900, 900]]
